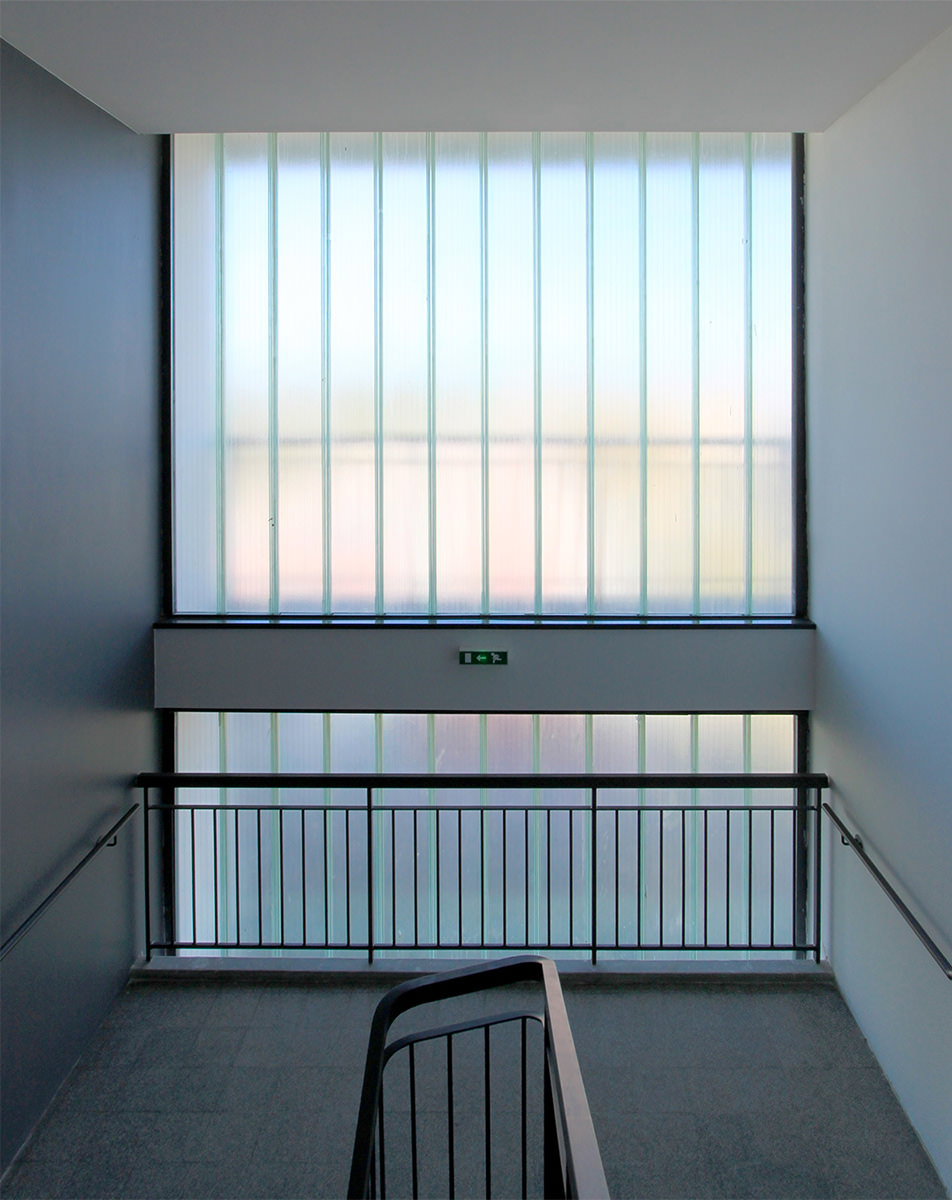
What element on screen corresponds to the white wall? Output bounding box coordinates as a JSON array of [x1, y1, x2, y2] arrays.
[[807, 25, 952, 1189]]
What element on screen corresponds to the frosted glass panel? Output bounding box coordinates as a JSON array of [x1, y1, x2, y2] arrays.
[[592, 135, 641, 613], [222, 135, 271, 612], [382, 135, 429, 612], [751, 134, 794, 612], [698, 135, 747, 614], [173, 135, 219, 612], [486, 135, 535, 613], [329, 135, 376, 613], [645, 135, 694, 612], [174, 132, 795, 617], [540, 134, 588, 613], [276, 135, 324, 612], [434, 135, 484, 612]]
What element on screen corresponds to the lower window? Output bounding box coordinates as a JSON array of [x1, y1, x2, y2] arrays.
[[167, 712, 811, 960]]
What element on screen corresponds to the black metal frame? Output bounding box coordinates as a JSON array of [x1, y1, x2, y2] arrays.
[[347, 955, 608, 1200], [137, 771, 827, 964], [793, 131, 808, 619]]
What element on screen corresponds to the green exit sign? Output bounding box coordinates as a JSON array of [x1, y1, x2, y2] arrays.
[[459, 650, 508, 666]]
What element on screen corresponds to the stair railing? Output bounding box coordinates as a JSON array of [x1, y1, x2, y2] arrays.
[[347, 955, 609, 1200]]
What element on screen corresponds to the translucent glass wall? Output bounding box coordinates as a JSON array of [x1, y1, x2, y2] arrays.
[[175, 712, 797, 959], [174, 133, 794, 616]]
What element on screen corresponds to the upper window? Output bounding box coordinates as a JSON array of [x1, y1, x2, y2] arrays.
[[173, 132, 794, 618]]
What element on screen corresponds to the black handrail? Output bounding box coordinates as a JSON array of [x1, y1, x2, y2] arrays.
[[822, 803, 952, 980], [0, 804, 139, 962], [348, 955, 609, 1200], [137, 771, 829, 790]]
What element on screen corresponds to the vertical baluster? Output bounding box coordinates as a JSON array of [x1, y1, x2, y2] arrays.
[[447, 1034, 455, 1200], [436, 808, 442, 949], [681, 807, 687, 950], [190, 807, 197, 948], [546, 809, 552, 949], [591, 789, 598, 965], [502, 810, 508, 948], [770, 808, 776, 949], [635, 809, 642, 949], [392, 809, 397, 947], [456, 810, 462, 948], [257, 807, 263, 947], [367, 787, 374, 963], [323, 809, 330, 947], [524, 809, 529, 948], [484, 1025, 492, 1199], [613, 807, 620, 951], [703, 808, 709, 948], [409, 1043, 418, 1200], [279, 808, 285, 948], [480, 809, 486, 948], [414, 807, 420, 949], [658, 809, 664, 948], [234, 808, 241, 946], [747, 807, 753, 948], [378, 1077, 387, 1200], [569, 809, 575, 949], [726, 809, 732, 949], [346, 808, 352, 947], [300, 809, 307, 947], [144, 788, 153, 959], [520, 1018, 528, 1200], [813, 794, 822, 962]]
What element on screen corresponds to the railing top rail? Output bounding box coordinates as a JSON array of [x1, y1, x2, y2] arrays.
[[347, 954, 609, 1200], [137, 770, 829, 790], [823, 803, 952, 981], [147, 800, 818, 814]]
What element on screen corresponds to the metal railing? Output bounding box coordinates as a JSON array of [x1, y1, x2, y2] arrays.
[[822, 803, 952, 980], [1, 804, 139, 962], [347, 955, 608, 1200], [137, 772, 827, 963]]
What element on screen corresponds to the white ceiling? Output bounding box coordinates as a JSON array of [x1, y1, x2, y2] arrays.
[[3, 0, 952, 134]]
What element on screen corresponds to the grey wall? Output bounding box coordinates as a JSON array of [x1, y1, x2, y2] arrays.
[[0, 43, 163, 1169], [154, 624, 815, 713], [806, 26, 952, 1189]]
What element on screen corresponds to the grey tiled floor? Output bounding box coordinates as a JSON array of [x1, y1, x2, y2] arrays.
[[2, 974, 945, 1199]]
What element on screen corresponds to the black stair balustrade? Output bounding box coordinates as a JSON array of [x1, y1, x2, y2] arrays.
[[347, 955, 609, 1200]]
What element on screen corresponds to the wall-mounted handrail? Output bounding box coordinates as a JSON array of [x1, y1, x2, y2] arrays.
[[1, 804, 139, 962], [822, 803, 952, 981], [347, 955, 609, 1200]]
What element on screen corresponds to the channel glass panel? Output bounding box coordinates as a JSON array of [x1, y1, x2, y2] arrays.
[[539, 134, 589, 613], [751, 134, 794, 613], [173, 135, 219, 613], [221, 135, 271, 612], [592, 134, 642, 613], [329, 135, 376, 613], [698, 134, 748, 614], [486, 135, 536, 613], [433, 135, 483, 612], [381, 135, 430, 613], [644, 135, 695, 612], [276, 135, 324, 612]]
